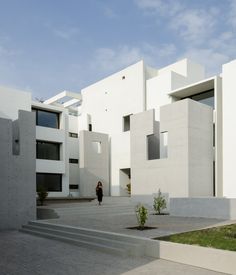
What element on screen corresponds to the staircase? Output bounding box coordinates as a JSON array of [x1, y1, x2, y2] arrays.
[[20, 221, 150, 257]]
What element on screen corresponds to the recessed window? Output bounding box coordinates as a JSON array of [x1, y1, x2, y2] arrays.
[[122, 76, 125, 80], [37, 173, 62, 192], [69, 158, 79, 164], [89, 124, 92, 131], [69, 184, 79, 190], [160, 132, 168, 159], [147, 134, 159, 160], [36, 141, 60, 160], [92, 141, 102, 154], [69, 132, 78, 138], [32, 108, 59, 129], [182, 89, 214, 109], [123, 114, 132, 132]]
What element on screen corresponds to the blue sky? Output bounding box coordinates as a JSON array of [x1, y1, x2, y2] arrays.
[[0, 0, 235, 99]]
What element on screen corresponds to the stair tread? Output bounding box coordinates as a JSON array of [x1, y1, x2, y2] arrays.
[[20, 228, 127, 254], [22, 224, 140, 248]]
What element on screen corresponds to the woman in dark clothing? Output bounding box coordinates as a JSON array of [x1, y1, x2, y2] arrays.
[[96, 181, 103, 205]]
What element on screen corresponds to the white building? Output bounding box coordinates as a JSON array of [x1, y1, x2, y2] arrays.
[[1, 58, 236, 202]]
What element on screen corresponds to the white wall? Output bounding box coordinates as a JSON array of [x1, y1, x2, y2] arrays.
[[33, 102, 69, 198], [0, 86, 31, 119], [222, 60, 236, 198], [78, 61, 146, 195], [130, 99, 213, 202]]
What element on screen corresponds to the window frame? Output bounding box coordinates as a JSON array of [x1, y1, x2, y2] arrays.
[[32, 108, 60, 129], [36, 140, 60, 160]]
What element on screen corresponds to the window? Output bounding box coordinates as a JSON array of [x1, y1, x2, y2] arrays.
[[89, 124, 92, 131], [183, 90, 214, 109], [147, 134, 159, 160], [36, 141, 60, 160], [123, 114, 132, 132], [122, 76, 126, 80], [69, 184, 79, 190], [92, 141, 102, 154], [37, 173, 62, 192], [69, 132, 78, 138], [32, 108, 59, 129], [69, 158, 79, 164]]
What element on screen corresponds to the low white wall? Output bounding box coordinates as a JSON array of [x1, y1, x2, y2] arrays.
[[159, 240, 236, 275], [170, 197, 236, 220]]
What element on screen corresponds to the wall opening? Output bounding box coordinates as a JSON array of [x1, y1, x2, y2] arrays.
[[92, 141, 102, 154], [123, 114, 132, 132], [119, 168, 130, 196], [147, 134, 159, 160], [160, 131, 168, 158]]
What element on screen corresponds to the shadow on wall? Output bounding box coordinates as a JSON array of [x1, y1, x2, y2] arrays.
[[79, 168, 110, 197]]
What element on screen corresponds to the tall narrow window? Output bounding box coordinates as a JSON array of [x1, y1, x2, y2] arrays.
[[147, 134, 159, 160], [160, 132, 168, 159], [123, 114, 132, 132], [89, 124, 92, 131]]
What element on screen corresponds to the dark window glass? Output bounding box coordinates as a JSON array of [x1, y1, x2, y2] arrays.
[[89, 124, 92, 131], [123, 114, 132, 132], [69, 132, 78, 138], [32, 108, 59, 129], [183, 90, 214, 109], [36, 141, 60, 160], [69, 158, 79, 164], [69, 184, 79, 190], [37, 173, 62, 192]]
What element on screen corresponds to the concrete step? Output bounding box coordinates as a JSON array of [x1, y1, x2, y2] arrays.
[[20, 228, 126, 256], [21, 221, 145, 257]]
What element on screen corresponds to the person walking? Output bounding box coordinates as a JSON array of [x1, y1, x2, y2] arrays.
[[96, 181, 103, 205]]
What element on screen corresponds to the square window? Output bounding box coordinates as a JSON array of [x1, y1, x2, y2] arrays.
[[92, 141, 102, 154]]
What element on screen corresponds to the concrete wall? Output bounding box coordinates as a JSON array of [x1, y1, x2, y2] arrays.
[[79, 130, 109, 197], [0, 86, 31, 120], [0, 110, 36, 230], [170, 197, 236, 219], [33, 102, 69, 198], [130, 99, 213, 203], [222, 60, 236, 198]]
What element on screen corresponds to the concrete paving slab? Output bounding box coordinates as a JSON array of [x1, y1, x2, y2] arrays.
[[38, 198, 233, 239], [0, 231, 226, 275]]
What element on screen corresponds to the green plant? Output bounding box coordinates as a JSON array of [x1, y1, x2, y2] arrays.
[[126, 183, 131, 195], [135, 204, 148, 229], [37, 186, 48, 206], [153, 189, 167, 214]]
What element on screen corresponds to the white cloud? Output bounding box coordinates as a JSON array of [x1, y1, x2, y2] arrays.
[[53, 27, 80, 40], [170, 9, 217, 45], [134, 0, 182, 16], [103, 7, 118, 19], [89, 42, 177, 77], [228, 0, 236, 28]]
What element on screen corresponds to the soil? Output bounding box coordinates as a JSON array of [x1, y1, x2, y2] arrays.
[[126, 226, 158, 231]]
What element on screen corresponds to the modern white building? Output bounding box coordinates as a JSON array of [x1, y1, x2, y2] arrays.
[[1, 57, 236, 204]]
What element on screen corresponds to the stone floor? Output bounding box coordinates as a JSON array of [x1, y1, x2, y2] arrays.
[[39, 197, 233, 239], [0, 230, 226, 275]]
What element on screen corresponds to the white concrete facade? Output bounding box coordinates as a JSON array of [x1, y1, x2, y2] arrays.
[[0, 58, 236, 202]]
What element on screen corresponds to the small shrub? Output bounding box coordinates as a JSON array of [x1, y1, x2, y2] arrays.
[[136, 204, 148, 229], [126, 183, 131, 195], [37, 186, 48, 206], [153, 189, 167, 214]]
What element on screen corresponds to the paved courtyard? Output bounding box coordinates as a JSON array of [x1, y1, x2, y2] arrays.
[[38, 197, 232, 238], [0, 230, 226, 275], [1, 197, 234, 275]]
